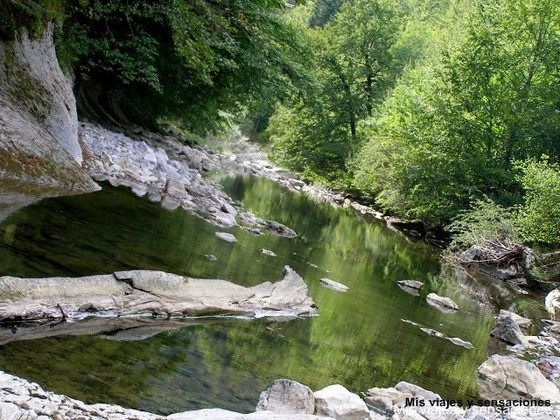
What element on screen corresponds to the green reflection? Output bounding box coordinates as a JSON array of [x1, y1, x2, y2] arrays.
[[0, 176, 526, 413]]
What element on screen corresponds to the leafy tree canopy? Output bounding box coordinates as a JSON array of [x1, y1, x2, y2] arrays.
[[56, 0, 310, 133]]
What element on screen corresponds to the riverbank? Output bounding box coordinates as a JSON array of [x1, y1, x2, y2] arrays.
[[80, 123, 295, 238], [4, 120, 560, 416], [3, 368, 560, 419], [78, 123, 560, 409], [79, 122, 437, 244]]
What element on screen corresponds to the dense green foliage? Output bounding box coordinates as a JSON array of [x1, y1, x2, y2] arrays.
[[58, 0, 309, 132], [0, 0, 64, 39], [1, 0, 309, 132], [267, 0, 560, 247], [516, 159, 560, 245], [443, 158, 560, 251], [447, 199, 519, 253], [268, 0, 403, 185], [2, 0, 558, 245], [353, 0, 560, 223]]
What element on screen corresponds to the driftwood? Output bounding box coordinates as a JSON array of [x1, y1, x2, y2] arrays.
[[534, 251, 560, 282], [449, 240, 560, 285], [448, 240, 528, 277]]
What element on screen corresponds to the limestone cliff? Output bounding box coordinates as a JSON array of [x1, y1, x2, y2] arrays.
[[0, 24, 98, 219]]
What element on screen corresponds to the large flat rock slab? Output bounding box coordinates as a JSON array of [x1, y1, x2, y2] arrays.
[[0, 266, 317, 326]]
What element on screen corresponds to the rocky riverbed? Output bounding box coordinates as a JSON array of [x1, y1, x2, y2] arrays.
[[3, 371, 560, 420], [4, 121, 560, 419], [80, 123, 296, 238], [79, 122, 428, 242]]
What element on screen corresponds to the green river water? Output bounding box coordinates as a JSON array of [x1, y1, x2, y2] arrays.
[[0, 175, 543, 415]]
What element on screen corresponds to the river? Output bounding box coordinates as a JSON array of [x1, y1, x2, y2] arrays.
[[0, 174, 539, 415]]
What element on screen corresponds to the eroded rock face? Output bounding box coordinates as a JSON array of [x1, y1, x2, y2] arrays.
[[0, 266, 317, 329], [1, 25, 82, 163], [0, 26, 98, 203], [477, 355, 560, 403], [256, 379, 315, 414]]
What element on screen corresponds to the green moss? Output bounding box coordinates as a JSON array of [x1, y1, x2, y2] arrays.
[[3, 46, 51, 124]]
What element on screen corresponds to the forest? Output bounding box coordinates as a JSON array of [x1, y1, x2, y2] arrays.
[[2, 0, 560, 249]]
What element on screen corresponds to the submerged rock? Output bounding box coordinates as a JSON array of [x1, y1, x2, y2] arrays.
[[477, 354, 560, 402], [426, 293, 459, 313], [215, 231, 237, 242], [319, 278, 349, 293], [256, 379, 315, 414], [419, 327, 473, 350], [397, 280, 424, 290], [397, 280, 424, 295], [239, 212, 297, 238], [0, 266, 317, 330]]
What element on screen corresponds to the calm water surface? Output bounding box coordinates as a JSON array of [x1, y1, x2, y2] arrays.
[[0, 175, 533, 415]]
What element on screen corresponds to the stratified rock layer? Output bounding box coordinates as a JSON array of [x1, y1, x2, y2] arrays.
[[0, 266, 317, 325]]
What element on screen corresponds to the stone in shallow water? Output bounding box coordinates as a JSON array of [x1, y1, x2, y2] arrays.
[[256, 379, 315, 414], [397, 280, 424, 296], [215, 232, 237, 242], [490, 310, 528, 346], [0, 266, 317, 334], [426, 293, 459, 313], [319, 278, 349, 292], [419, 327, 473, 350], [397, 280, 423, 290]]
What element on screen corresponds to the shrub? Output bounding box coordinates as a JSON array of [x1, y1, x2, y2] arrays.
[[516, 159, 560, 246]]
